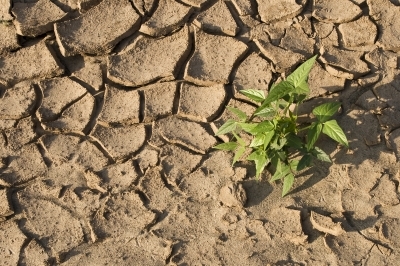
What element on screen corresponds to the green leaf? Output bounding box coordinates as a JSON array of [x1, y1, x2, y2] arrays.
[[322, 120, 349, 147], [250, 134, 265, 148], [312, 146, 331, 162], [247, 150, 268, 179], [255, 81, 295, 114], [289, 159, 299, 170], [216, 119, 236, 135], [297, 154, 312, 171], [249, 121, 274, 134], [263, 130, 275, 149], [286, 133, 304, 150], [282, 173, 295, 197], [240, 89, 265, 102], [286, 55, 318, 88], [232, 146, 246, 165], [237, 122, 257, 134], [293, 79, 310, 96], [226, 106, 247, 122], [213, 142, 238, 151], [271, 162, 291, 181], [313, 102, 341, 123], [254, 106, 276, 117], [307, 122, 323, 151], [232, 132, 245, 146]]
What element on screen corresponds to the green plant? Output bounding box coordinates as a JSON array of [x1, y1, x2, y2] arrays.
[[214, 55, 348, 197]]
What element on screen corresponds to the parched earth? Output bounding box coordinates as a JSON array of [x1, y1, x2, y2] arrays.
[[1, 0, 400, 265]]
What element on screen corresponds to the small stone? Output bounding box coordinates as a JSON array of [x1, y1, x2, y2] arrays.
[[338, 16, 377, 49], [219, 183, 247, 207], [0, 1, 12, 20], [84, 170, 107, 193], [313, 0, 362, 23], [0, 23, 20, 55], [368, 0, 400, 52], [5, 117, 36, 151], [255, 39, 305, 73], [43, 93, 95, 133], [232, 53, 272, 101], [160, 144, 202, 185], [91, 123, 146, 159], [370, 175, 399, 206], [184, 30, 248, 85], [20, 239, 48, 266], [140, 0, 193, 37], [155, 116, 217, 154], [98, 85, 140, 124], [92, 191, 156, 239], [0, 220, 27, 266], [55, 0, 141, 56], [0, 188, 13, 216], [0, 41, 64, 86], [0, 82, 36, 119], [257, 0, 304, 23], [1, 144, 47, 186], [97, 160, 138, 194], [193, 0, 239, 36], [135, 146, 159, 173], [320, 46, 370, 79], [140, 82, 177, 123], [280, 25, 315, 57], [231, 0, 254, 15], [310, 211, 344, 236], [308, 62, 346, 98], [109, 26, 190, 87], [38, 77, 87, 121], [178, 83, 226, 122], [12, 0, 67, 37]]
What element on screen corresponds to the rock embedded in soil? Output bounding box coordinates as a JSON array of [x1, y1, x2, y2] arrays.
[[338, 16, 377, 49], [140, 0, 193, 37], [313, 0, 362, 23], [257, 0, 304, 23], [193, 0, 239, 36], [98, 85, 140, 124], [0, 23, 20, 55], [140, 82, 177, 123], [12, 0, 67, 37], [91, 123, 146, 159], [43, 93, 95, 133], [108, 26, 190, 87], [55, 0, 141, 56], [38, 77, 88, 121], [310, 211, 344, 236], [184, 30, 248, 85], [0, 220, 27, 266], [255, 39, 305, 73], [0, 41, 64, 86], [219, 183, 247, 207], [232, 52, 272, 101], [178, 83, 226, 121], [0, 82, 36, 119], [368, 0, 400, 52], [155, 116, 217, 154]]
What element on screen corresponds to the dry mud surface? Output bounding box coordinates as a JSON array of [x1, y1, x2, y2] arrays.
[[1, 0, 400, 265]]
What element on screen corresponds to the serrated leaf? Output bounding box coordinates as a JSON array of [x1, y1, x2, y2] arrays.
[[312, 146, 331, 162], [250, 121, 274, 134], [255, 81, 295, 114], [286, 55, 318, 88], [232, 146, 246, 165], [240, 89, 265, 102], [322, 120, 349, 147], [216, 119, 236, 135], [213, 142, 238, 151], [247, 150, 268, 179], [282, 173, 295, 197], [238, 122, 258, 134], [313, 102, 341, 123], [226, 106, 247, 122], [307, 122, 323, 151], [297, 154, 312, 171], [250, 134, 265, 148]]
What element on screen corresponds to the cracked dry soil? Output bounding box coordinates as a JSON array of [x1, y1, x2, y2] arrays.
[[1, 0, 400, 265]]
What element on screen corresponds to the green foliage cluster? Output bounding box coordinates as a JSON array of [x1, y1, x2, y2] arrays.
[[214, 55, 348, 196]]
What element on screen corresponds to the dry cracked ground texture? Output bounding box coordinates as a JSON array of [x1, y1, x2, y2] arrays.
[[1, 0, 400, 265]]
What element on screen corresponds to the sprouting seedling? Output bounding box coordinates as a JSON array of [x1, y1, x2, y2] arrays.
[[214, 55, 348, 197]]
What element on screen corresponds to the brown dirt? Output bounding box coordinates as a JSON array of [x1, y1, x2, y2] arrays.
[[1, 0, 400, 265]]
